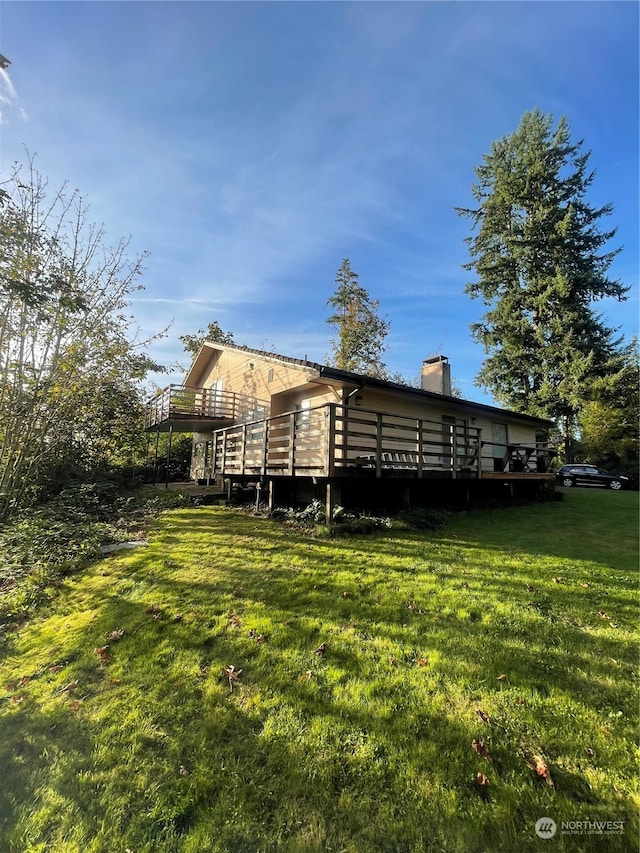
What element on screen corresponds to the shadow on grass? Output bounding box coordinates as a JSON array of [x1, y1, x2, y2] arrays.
[[1, 497, 637, 852]]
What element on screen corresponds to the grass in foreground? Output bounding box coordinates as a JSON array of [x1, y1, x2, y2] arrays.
[[0, 489, 637, 852]]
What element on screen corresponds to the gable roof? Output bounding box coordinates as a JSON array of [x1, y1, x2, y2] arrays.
[[185, 342, 554, 428]]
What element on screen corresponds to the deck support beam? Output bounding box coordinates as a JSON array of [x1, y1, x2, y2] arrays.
[[325, 480, 341, 524], [165, 423, 173, 489], [153, 430, 160, 485]]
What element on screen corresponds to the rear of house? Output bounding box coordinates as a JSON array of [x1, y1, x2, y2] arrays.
[[146, 343, 556, 513]]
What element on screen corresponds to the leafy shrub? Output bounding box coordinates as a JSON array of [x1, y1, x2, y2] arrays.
[[0, 484, 189, 624], [392, 507, 451, 530]]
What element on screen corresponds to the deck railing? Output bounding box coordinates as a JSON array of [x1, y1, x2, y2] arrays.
[[145, 385, 265, 430], [210, 402, 555, 480]]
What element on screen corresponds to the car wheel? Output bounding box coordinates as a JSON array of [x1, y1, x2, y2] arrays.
[[561, 477, 574, 487], [609, 480, 623, 490]]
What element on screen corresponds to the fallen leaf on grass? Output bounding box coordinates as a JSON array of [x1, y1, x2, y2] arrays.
[[472, 739, 493, 763], [228, 616, 241, 628], [69, 700, 81, 711], [94, 646, 110, 664], [579, 581, 591, 588], [342, 591, 350, 599], [18, 676, 31, 687], [179, 765, 190, 777], [476, 772, 490, 787], [416, 658, 429, 667], [497, 674, 507, 682], [312, 643, 326, 656], [248, 630, 266, 644], [526, 755, 554, 787], [223, 665, 242, 692], [49, 665, 64, 675], [55, 680, 79, 695], [552, 577, 564, 584], [106, 628, 125, 642], [585, 747, 595, 757], [300, 670, 314, 682], [12, 695, 25, 704], [475, 709, 491, 725], [598, 611, 611, 620]]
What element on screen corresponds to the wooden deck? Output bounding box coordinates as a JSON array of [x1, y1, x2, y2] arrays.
[[208, 402, 555, 483]]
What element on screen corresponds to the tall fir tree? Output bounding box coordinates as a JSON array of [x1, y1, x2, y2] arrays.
[[326, 258, 390, 378], [457, 109, 627, 456]]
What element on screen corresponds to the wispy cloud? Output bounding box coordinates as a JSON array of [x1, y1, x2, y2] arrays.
[[0, 63, 26, 126]]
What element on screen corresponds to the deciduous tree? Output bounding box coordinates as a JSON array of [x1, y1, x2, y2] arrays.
[[0, 157, 162, 516], [578, 337, 639, 483], [179, 320, 235, 359]]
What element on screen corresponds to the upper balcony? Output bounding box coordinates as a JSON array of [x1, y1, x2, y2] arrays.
[[145, 384, 266, 432]]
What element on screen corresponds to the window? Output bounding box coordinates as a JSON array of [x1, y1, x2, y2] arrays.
[[267, 368, 274, 383], [491, 422, 508, 471], [442, 415, 468, 465], [297, 398, 311, 430]]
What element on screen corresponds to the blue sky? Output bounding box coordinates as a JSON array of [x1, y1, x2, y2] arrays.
[[0, 1, 637, 404]]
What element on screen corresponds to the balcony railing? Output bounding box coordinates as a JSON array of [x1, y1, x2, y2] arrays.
[[145, 384, 266, 430], [210, 402, 556, 480]]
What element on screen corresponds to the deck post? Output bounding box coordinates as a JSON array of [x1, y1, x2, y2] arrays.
[[153, 429, 160, 485], [476, 428, 483, 478], [221, 430, 227, 474], [165, 423, 173, 489], [325, 479, 340, 523], [262, 420, 270, 477], [326, 405, 336, 476], [288, 413, 296, 475], [241, 424, 247, 474], [449, 424, 456, 479], [268, 479, 275, 512]]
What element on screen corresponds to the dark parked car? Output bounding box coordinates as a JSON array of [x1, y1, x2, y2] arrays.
[[556, 464, 629, 490]]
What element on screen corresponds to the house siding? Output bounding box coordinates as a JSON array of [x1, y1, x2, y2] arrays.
[[195, 348, 319, 411]]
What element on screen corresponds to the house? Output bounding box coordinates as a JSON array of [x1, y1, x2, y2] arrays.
[[145, 342, 557, 514]]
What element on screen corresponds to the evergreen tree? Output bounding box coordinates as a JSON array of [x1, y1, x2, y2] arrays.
[[326, 259, 390, 378], [457, 109, 627, 455]]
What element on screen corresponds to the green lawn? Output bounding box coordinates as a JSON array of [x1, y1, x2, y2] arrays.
[[0, 488, 637, 852]]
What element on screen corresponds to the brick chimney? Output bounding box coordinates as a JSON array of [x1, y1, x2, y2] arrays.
[[421, 355, 451, 396]]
